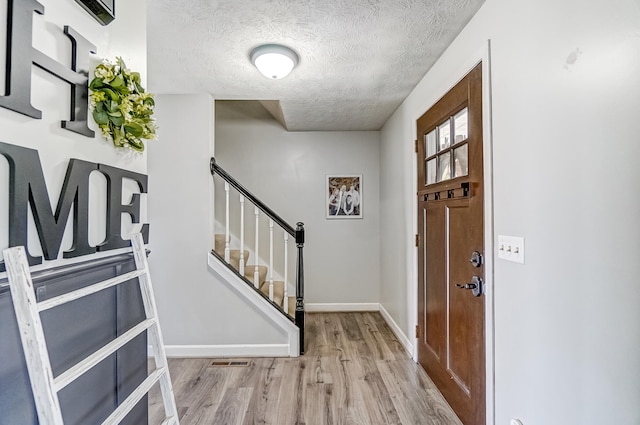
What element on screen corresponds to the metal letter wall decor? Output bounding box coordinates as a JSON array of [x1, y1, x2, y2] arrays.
[[97, 164, 149, 251], [0, 0, 96, 137], [0, 141, 149, 272]]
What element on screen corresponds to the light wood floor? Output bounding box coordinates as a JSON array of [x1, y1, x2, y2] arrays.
[[149, 312, 462, 425]]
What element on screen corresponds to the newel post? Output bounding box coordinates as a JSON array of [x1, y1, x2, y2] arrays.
[[295, 222, 305, 355]]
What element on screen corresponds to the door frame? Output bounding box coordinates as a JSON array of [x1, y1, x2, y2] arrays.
[[410, 40, 495, 425]]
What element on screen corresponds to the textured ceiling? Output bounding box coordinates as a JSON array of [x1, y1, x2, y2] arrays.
[[148, 0, 485, 131]]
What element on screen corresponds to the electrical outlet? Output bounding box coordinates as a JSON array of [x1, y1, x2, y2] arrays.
[[497, 235, 525, 264]]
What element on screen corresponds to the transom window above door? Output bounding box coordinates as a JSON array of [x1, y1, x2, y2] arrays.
[[424, 107, 469, 185]]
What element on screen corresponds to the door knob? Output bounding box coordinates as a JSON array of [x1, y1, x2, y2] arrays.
[[455, 275, 484, 297]]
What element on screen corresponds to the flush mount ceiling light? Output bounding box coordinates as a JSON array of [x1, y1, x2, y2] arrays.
[[250, 44, 299, 80]]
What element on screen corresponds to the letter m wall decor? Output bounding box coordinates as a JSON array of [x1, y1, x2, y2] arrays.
[[0, 142, 149, 272]]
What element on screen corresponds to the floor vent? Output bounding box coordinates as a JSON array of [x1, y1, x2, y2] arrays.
[[210, 360, 251, 367]]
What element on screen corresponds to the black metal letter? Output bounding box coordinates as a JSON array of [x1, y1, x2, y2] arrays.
[[59, 159, 99, 258], [0, 0, 96, 136], [97, 164, 149, 251], [0, 0, 44, 118], [0, 142, 97, 270], [61, 26, 96, 137]]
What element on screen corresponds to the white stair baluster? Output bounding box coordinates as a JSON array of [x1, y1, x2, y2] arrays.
[[254, 207, 260, 288], [269, 219, 274, 301], [224, 182, 230, 263], [239, 195, 245, 275], [284, 232, 289, 314]]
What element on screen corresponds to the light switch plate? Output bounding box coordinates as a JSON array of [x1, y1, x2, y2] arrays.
[[498, 235, 525, 263]]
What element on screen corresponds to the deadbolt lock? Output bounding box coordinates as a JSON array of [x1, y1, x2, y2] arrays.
[[469, 251, 483, 268]]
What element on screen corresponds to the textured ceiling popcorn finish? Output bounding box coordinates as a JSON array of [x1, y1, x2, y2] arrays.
[[148, 0, 485, 131]]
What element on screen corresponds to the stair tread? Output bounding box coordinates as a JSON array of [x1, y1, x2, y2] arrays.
[[214, 235, 254, 271], [244, 265, 268, 286], [217, 250, 250, 270], [215, 235, 295, 319], [218, 248, 249, 258], [259, 280, 285, 306], [229, 249, 250, 258]]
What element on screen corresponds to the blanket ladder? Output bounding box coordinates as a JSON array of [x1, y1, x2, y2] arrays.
[[4, 233, 179, 425]]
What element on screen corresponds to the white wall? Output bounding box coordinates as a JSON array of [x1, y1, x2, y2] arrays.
[[379, 0, 640, 424], [149, 95, 287, 348], [0, 0, 148, 268], [215, 101, 381, 305]]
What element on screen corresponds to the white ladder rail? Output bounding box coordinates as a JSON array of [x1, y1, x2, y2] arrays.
[[4, 233, 179, 425], [54, 318, 155, 392], [101, 367, 171, 425], [5, 246, 64, 424], [130, 234, 180, 423], [37, 269, 145, 312]]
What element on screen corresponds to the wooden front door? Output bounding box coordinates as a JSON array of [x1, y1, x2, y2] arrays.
[[416, 63, 485, 425]]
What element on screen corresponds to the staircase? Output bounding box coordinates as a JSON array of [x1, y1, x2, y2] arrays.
[[210, 158, 305, 355], [213, 234, 295, 317]]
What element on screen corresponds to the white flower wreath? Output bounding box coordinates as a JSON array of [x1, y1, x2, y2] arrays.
[[89, 57, 157, 152]]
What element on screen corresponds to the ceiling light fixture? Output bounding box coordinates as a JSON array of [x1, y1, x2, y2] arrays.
[[250, 44, 299, 80]]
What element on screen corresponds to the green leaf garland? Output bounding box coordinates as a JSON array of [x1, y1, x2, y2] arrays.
[[89, 57, 157, 152]]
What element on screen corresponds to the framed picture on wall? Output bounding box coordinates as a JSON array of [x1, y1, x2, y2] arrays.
[[326, 175, 362, 219]]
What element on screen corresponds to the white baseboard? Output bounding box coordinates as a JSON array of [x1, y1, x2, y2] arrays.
[[162, 344, 291, 358], [154, 302, 411, 359], [305, 303, 380, 312], [305, 303, 414, 357], [379, 304, 414, 356]]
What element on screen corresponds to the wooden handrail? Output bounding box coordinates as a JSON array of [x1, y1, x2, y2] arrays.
[[210, 158, 295, 236]]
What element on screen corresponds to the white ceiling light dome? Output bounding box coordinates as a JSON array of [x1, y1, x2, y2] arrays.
[[250, 44, 299, 80]]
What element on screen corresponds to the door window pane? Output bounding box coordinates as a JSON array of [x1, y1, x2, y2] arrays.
[[426, 158, 437, 184], [437, 152, 451, 182], [438, 120, 450, 151], [425, 130, 437, 157], [424, 108, 472, 186], [454, 144, 468, 177], [454, 108, 468, 144]]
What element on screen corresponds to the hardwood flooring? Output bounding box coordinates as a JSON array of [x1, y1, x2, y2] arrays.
[[148, 312, 462, 425]]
